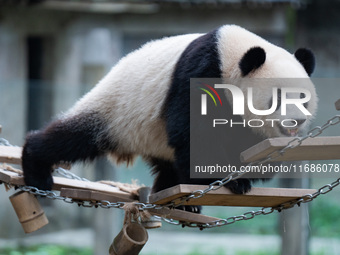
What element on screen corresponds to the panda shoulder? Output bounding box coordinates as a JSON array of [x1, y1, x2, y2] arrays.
[[129, 33, 204, 56]]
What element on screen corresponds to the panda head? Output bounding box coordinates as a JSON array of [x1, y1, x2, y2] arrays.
[[216, 24, 317, 138], [234, 46, 317, 138]]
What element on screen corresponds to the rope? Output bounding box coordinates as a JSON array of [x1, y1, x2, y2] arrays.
[[123, 202, 151, 225], [0, 163, 23, 175], [98, 180, 142, 197]]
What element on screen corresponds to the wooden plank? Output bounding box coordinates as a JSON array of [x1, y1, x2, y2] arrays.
[[335, 99, 340, 111], [60, 187, 221, 224], [0, 146, 69, 169], [148, 207, 221, 224], [149, 184, 316, 208], [0, 168, 23, 185], [0, 145, 22, 164], [0, 168, 133, 197], [60, 188, 136, 202], [240, 136, 340, 163]]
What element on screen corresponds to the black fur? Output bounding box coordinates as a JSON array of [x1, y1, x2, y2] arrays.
[[239, 47, 266, 76], [22, 112, 113, 190], [162, 29, 253, 197], [149, 157, 202, 213], [294, 48, 315, 76], [149, 157, 183, 193], [161, 30, 220, 193]]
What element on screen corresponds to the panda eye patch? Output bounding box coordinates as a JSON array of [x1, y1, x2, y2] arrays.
[[300, 92, 308, 108]]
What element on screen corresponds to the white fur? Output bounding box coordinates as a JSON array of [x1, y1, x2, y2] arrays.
[[217, 25, 317, 137], [67, 33, 202, 162], [65, 25, 317, 163]]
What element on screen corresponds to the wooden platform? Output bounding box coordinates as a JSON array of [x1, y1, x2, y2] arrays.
[[60, 188, 221, 224], [0, 168, 135, 201], [1, 167, 316, 209], [0, 145, 22, 165], [149, 184, 316, 208], [240, 136, 340, 163], [0, 168, 223, 224]]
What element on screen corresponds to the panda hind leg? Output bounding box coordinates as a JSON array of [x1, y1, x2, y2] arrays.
[[224, 178, 252, 194], [149, 157, 201, 214]]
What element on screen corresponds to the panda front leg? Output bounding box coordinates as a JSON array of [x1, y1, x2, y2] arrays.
[[149, 156, 202, 214], [22, 111, 112, 190], [150, 158, 183, 193]]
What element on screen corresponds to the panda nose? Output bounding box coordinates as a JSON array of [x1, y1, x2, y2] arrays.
[[295, 119, 306, 125]]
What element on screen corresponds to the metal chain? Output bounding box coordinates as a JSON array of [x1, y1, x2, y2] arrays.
[[18, 185, 163, 210], [160, 115, 340, 228], [0, 138, 13, 146], [180, 176, 340, 229], [167, 115, 340, 210], [19, 185, 127, 209], [55, 167, 90, 182], [1, 114, 340, 229]]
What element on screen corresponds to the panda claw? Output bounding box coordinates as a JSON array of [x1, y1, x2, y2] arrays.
[[176, 205, 202, 214], [224, 179, 252, 194]]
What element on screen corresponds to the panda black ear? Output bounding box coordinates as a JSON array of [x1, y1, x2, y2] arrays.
[[294, 48, 315, 76], [239, 47, 266, 76]]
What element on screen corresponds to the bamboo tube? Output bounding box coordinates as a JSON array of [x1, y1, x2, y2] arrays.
[[109, 222, 148, 255], [9, 191, 49, 233]]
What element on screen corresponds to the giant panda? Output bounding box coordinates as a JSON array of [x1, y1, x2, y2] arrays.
[[22, 25, 317, 209]]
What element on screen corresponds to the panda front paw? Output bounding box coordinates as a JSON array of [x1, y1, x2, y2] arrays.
[[224, 179, 251, 194], [23, 171, 54, 191], [22, 133, 54, 191]]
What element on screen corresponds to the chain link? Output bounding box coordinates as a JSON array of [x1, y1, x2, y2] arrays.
[[55, 167, 90, 182], [1, 114, 340, 229], [0, 138, 13, 146], [161, 115, 340, 228], [19, 185, 127, 209]]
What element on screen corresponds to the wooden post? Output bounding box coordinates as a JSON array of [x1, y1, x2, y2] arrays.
[[335, 99, 340, 111], [9, 191, 49, 233], [279, 175, 310, 255], [109, 222, 148, 255]]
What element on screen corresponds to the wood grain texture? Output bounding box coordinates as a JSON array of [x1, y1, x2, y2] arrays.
[[0, 145, 22, 164], [60, 188, 136, 202], [0, 168, 134, 199], [149, 184, 316, 208], [10, 191, 49, 233], [240, 136, 340, 163], [147, 207, 221, 224]]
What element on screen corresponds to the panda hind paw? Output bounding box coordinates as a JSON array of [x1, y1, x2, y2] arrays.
[[176, 205, 202, 214], [23, 171, 54, 191], [224, 179, 252, 194]]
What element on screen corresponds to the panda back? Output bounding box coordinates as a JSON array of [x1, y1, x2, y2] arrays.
[[66, 33, 202, 160]]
